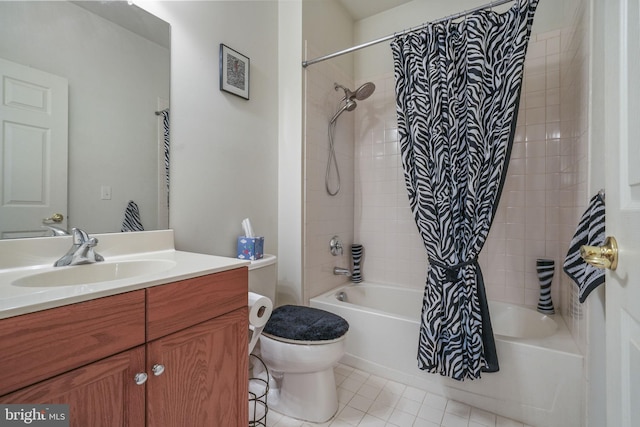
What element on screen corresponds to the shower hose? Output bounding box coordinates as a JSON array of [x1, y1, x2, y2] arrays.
[[325, 118, 340, 196]]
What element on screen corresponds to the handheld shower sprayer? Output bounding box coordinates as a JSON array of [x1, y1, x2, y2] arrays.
[[330, 81, 376, 124], [326, 81, 376, 196], [329, 98, 357, 124]]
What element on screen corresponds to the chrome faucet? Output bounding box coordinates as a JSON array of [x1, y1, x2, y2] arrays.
[[333, 267, 351, 276], [54, 228, 104, 267], [42, 225, 69, 236]]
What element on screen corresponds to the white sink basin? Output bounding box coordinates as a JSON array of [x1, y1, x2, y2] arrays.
[[12, 260, 177, 287]]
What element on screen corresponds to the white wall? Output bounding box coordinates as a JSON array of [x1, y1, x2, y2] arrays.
[[277, 0, 304, 306], [585, 0, 606, 423], [138, 1, 279, 258], [302, 0, 354, 77], [0, 1, 169, 234]]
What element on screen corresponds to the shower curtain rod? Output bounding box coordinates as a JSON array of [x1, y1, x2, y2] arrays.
[[302, 0, 514, 68]]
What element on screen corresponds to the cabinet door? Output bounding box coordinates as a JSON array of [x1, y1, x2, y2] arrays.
[[146, 307, 248, 427], [0, 346, 145, 427]]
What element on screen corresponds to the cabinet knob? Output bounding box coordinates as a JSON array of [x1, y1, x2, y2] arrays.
[[134, 372, 148, 385], [152, 364, 165, 376]]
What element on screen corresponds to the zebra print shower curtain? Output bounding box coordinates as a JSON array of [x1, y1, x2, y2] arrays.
[[160, 109, 170, 208], [391, 0, 538, 380], [160, 109, 170, 192]]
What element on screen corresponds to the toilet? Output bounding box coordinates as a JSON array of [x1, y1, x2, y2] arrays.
[[248, 255, 349, 423]]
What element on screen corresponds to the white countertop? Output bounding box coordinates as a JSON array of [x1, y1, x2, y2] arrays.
[[0, 230, 249, 320]]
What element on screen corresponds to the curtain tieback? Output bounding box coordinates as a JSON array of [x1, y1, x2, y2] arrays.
[[429, 257, 478, 281]]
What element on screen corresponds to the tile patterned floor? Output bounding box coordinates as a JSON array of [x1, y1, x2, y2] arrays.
[[264, 364, 534, 427]]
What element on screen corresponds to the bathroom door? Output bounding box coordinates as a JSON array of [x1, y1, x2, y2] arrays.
[[0, 57, 68, 238], [603, 0, 640, 426]]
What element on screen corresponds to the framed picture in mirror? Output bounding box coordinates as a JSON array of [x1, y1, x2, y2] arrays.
[[219, 44, 249, 100]]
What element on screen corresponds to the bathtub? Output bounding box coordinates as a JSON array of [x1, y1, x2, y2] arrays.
[[310, 283, 583, 427]]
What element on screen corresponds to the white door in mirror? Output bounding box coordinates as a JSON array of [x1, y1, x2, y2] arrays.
[[0, 57, 68, 239]]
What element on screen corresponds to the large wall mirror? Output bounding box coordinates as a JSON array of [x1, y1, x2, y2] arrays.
[[0, 1, 170, 239]]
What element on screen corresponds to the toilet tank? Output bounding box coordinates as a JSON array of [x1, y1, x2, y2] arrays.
[[248, 254, 277, 305]]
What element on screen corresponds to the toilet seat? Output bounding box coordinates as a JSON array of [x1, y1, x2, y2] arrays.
[[263, 305, 349, 345], [261, 331, 346, 345]]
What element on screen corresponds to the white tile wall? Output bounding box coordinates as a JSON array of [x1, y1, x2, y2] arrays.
[[348, 30, 566, 297], [349, 30, 588, 350], [556, 5, 590, 352], [303, 45, 356, 303], [353, 75, 428, 289], [482, 29, 568, 310]]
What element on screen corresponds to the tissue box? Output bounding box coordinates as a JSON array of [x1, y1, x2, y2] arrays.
[[237, 236, 264, 260]]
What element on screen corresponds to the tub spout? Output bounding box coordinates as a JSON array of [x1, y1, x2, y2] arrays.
[[333, 267, 351, 276], [336, 291, 348, 302]]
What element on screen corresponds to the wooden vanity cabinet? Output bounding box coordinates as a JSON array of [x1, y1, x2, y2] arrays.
[[0, 267, 248, 427]]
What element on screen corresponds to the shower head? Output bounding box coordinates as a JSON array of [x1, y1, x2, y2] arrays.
[[334, 82, 376, 101], [329, 98, 357, 124], [353, 82, 375, 100], [329, 81, 376, 125]]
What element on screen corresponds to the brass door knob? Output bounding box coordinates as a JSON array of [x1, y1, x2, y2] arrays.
[[43, 213, 64, 223], [580, 236, 618, 270]]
